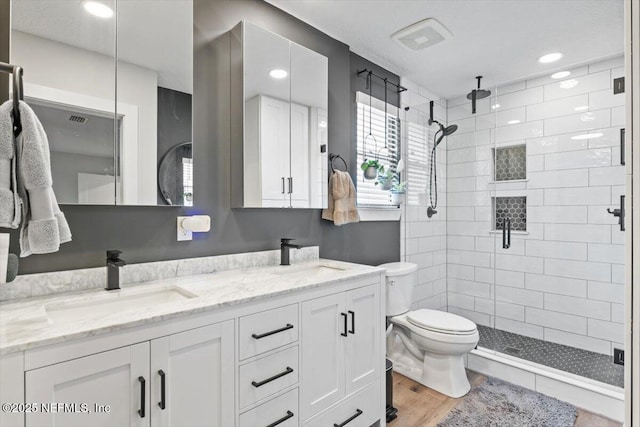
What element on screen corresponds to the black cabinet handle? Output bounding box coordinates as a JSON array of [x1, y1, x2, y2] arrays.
[[340, 312, 348, 337], [158, 370, 166, 410], [138, 376, 146, 418], [252, 323, 294, 339], [348, 310, 355, 334], [334, 409, 363, 427], [251, 367, 294, 388], [620, 128, 626, 165], [281, 177, 285, 194], [266, 410, 294, 427], [287, 177, 293, 194]]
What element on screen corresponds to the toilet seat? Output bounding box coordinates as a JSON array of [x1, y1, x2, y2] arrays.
[[407, 309, 477, 335]]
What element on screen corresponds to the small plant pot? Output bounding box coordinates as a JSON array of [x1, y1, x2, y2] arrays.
[[364, 166, 378, 180], [390, 192, 405, 205], [378, 178, 393, 191]]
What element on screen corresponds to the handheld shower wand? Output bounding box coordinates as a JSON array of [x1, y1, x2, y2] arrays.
[[427, 101, 458, 218]]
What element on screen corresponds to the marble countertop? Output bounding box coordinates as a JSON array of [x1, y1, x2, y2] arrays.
[[0, 259, 384, 355]]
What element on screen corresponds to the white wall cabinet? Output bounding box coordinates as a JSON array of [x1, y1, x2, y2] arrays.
[[25, 321, 234, 427], [300, 284, 381, 422]]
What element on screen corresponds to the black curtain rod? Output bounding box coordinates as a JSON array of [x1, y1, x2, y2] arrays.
[[357, 68, 407, 92]]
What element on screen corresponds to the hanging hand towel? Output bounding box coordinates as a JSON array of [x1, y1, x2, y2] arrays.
[[3, 100, 72, 257], [322, 170, 360, 226], [0, 101, 21, 229]]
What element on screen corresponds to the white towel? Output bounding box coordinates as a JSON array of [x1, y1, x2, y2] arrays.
[[0, 101, 21, 229], [322, 170, 360, 226], [0, 100, 72, 256]]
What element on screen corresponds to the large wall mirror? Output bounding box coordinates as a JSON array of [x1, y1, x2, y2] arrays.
[[231, 21, 328, 209], [10, 0, 193, 206]]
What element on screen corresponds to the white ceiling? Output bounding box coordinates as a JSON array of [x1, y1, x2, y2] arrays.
[[266, 0, 624, 99], [11, 0, 193, 93]]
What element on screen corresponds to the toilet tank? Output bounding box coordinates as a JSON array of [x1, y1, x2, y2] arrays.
[[378, 262, 418, 316]]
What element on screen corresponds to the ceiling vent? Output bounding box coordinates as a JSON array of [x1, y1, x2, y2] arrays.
[[68, 115, 88, 124], [391, 18, 453, 51]]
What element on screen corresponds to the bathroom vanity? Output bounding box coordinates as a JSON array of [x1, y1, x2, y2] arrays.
[[0, 256, 385, 427]]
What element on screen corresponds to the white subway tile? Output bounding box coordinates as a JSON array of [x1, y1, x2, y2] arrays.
[[495, 301, 525, 321], [588, 318, 624, 343], [544, 329, 610, 355], [496, 285, 543, 308], [497, 81, 527, 95], [526, 307, 587, 334], [612, 303, 624, 324], [447, 129, 491, 150], [448, 147, 477, 164], [405, 238, 419, 256], [588, 205, 621, 224], [611, 66, 624, 80], [475, 297, 495, 315], [448, 177, 477, 192], [495, 269, 525, 288], [475, 236, 494, 253], [588, 281, 625, 303], [589, 89, 625, 110], [525, 273, 587, 297], [525, 240, 587, 260], [447, 249, 491, 267], [527, 94, 589, 121], [544, 110, 611, 137], [589, 166, 625, 186], [495, 120, 543, 143], [544, 70, 610, 101], [448, 306, 492, 327], [448, 191, 490, 207], [477, 107, 526, 130], [495, 317, 544, 339], [544, 187, 611, 206], [544, 147, 611, 170], [448, 264, 475, 281], [611, 106, 625, 127], [544, 294, 610, 320], [418, 236, 444, 253], [527, 206, 587, 224], [492, 180, 528, 191], [495, 253, 544, 274], [494, 87, 543, 110], [544, 223, 611, 243], [588, 243, 624, 264], [587, 127, 624, 148], [528, 169, 588, 189], [611, 264, 624, 284], [588, 56, 624, 73], [527, 133, 587, 155], [447, 221, 487, 237], [448, 161, 490, 178], [448, 292, 475, 310], [413, 282, 435, 301], [475, 267, 494, 284], [544, 258, 611, 281], [527, 155, 544, 172], [448, 278, 492, 298], [407, 252, 433, 268], [447, 235, 475, 250], [474, 206, 491, 222], [455, 116, 477, 134]]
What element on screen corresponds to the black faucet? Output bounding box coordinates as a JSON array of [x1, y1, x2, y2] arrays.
[[280, 238, 302, 266], [106, 250, 126, 290]]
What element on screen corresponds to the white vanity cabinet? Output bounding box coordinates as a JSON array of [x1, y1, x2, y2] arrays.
[[24, 321, 235, 427], [300, 284, 381, 425]]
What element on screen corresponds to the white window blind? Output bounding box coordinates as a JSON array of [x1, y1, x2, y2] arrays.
[[406, 121, 435, 206], [356, 92, 400, 207]]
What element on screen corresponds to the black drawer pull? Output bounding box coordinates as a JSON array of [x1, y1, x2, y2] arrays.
[[341, 312, 348, 337], [252, 324, 294, 339], [348, 310, 355, 334], [251, 367, 294, 388], [266, 410, 294, 427], [334, 409, 363, 427], [158, 370, 166, 410], [138, 376, 146, 418]]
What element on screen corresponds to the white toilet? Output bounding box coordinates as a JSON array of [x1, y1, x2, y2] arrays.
[[380, 262, 479, 398]]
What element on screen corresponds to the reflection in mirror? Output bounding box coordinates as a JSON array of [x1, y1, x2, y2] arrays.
[[10, 0, 193, 206], [158, 142, 193, 207]]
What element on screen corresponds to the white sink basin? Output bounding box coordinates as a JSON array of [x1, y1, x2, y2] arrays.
[[45, 286, 197, 324]]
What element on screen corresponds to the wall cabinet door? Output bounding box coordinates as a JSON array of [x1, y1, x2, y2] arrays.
[[300, 293, 346, 419], [150, 321, 234, 427], [290, 102, 310, 206], [259, 96, 291, 206], [25, 343, 150, 427], [345, 285, 380, 395]]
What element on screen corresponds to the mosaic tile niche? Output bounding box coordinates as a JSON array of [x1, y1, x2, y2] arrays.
[[494, 196, 527, 231], [495, 145, 526, 181]]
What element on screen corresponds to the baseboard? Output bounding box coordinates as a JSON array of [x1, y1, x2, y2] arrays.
[[467, 348, 625, 422]]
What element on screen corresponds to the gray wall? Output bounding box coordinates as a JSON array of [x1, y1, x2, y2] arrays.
[[1, 0, 399, 275]]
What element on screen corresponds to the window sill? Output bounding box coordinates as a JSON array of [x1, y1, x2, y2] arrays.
[[489, 179, 529, 184], [358, 207, 402, 222]]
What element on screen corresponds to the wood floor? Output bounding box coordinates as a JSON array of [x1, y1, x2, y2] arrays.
[[389, 371, 622, 427]]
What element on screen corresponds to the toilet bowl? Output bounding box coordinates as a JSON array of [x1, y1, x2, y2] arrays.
[[379, 262, 479, 398]]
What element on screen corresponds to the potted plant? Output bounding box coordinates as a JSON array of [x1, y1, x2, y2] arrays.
[[376, 168, 395, 190], [390, 180, 407, 205], [360, 159, 384, 180]]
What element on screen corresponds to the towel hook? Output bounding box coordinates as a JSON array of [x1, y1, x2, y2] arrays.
[[329, 153, 348, 172], [0, 62, 24, 136]]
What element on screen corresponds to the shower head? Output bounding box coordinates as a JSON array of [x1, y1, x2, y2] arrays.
[[434, 124, 458, 147], [466, 75, 491, 99]]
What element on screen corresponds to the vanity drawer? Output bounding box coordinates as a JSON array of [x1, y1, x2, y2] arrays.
[[239, 345, 299, 409], [303, 381, 381, 427], [239, 303, 299, 360], [239, 388, 299, 427]]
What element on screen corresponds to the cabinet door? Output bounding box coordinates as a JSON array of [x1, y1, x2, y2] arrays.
[[25, 343, 150, 427], [289, 102, 310, 206], [345, 285, 381, 395], [260, 96, 291, 206], [300, 293, 346, 420], [150, 320, 234, 427]]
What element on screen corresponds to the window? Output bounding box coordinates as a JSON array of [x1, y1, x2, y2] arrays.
[[405, 119, 436, 206], [356, 92, 400, 207]]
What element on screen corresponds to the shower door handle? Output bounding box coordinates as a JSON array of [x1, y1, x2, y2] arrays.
[[502, 218, 511, 249], [607, 195, 625, 231]]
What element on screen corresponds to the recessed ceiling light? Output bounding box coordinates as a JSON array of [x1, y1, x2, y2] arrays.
[[560, 79, 579, 89], [538, 52, 563, 64], [551, 71, 571, 79], [571, 132, 603, 140], [491, 104, 500, 109], [269, 69, 288, 79], [574, 105, 589, 111], [83, 1, 113, 18], [507, 120, 521, 125]]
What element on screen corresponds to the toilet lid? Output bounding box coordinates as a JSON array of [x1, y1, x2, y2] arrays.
[[407, 309, 477, 334]]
